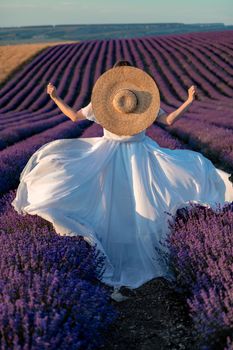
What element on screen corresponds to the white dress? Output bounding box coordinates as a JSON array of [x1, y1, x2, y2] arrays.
[[11, 102, 233, 290]]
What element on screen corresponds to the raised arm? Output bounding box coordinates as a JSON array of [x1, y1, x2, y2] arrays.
[[156, 85, 197, 126], [47, 83, 86, 122]]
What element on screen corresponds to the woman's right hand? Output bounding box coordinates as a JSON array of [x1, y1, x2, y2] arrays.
[[47, 82, 57, 100]]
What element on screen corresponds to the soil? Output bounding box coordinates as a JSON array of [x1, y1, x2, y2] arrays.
[[97, 277, 198, 350]]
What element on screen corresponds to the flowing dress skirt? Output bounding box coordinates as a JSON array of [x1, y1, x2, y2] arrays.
[[11, 130, 233, 289]]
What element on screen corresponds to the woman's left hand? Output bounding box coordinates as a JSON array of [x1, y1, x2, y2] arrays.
[[187, 85, 197, 102]]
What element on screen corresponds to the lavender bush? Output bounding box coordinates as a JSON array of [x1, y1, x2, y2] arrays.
[[0, 190, 118, 349], [166, 201, 233, 349]]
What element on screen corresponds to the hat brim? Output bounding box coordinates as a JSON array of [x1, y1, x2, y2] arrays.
[[91, 66, 160, 136]]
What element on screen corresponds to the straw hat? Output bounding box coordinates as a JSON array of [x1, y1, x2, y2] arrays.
[[91, 66, 160, 136]]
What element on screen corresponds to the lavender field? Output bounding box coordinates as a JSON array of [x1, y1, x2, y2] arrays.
[[0, 29, 233, 349]]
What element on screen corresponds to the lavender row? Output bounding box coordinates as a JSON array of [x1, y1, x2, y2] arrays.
[[0, 40, 99, 121], [27, 42, 92, 113], [0, 44, 70, 111], [0, 109, 59, 130], [0, 42, 88, 113], [186, 33, 233, 69], [16, 44, 81, 112], [130, 38, 186, 107], [140, 36, 232, 115], [142, 38, 189, 102], [147, 36, 233, 106], [183, 109, 233, 131], [0, 118, 91, 196], [166, 200, 233, 349], [172, 36, 233, 85], [165, 118, 233, 172], [144, 37, 232, 107], [161, 36, 233, 97], [0, 44, 63, 98], [15, 45, 81, 112], [0, 41, 99, 146], [72, 40, 103, 110], [0, 190, 118, 349], [0, 113, 68, 151]]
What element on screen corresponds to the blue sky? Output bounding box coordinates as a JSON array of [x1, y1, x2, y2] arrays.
[[0, 0, 232, 27]]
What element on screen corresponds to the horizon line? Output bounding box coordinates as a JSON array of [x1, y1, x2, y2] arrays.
[[1, 22, 233, 29]]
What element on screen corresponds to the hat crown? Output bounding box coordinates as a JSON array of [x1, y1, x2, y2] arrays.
[[91, 66, 160, 136], [112, 89, 138, 114]]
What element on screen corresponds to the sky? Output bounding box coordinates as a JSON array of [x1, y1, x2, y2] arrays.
[[0, 0, 232, 27]]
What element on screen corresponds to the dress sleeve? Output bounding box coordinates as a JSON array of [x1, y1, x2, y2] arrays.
[[81, 102, 98, 123], [157, 108, 167, 117]]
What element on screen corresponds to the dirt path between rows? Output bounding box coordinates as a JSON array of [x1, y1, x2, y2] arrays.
[[97, 277, 197, 350]]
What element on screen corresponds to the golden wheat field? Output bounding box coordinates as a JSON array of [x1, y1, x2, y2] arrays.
[[0, 41, 78, 86]]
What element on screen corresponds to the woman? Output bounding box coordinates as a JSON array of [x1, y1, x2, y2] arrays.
[[12, 60, 233, 302], [47, 60, 197, 128]]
